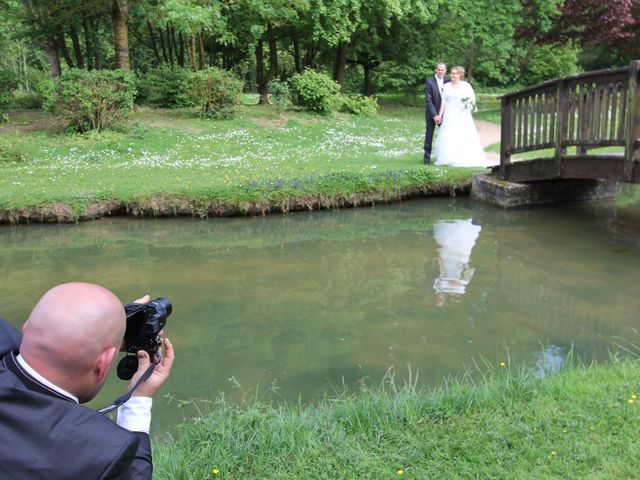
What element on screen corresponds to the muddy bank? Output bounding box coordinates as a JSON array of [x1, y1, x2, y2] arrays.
[[0, 182, 470, 224]]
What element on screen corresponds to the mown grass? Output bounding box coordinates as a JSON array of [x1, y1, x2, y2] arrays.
[[153, 359, 640, 479], [0, 98, 496, 217]]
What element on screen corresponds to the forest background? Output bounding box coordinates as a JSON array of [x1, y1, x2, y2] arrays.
[[1, 0, 639, 103]]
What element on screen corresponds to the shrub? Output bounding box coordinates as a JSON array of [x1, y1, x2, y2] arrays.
[[338, 94, 378, 117], [289, 69, 340, 114], [50, 69, 137, 132], [14, 91, 44, 110], [192, 67, 243, 119], [138, 66, 195, 108], [522, 43, 581, 85], [268, 80, 291, 109], [0, 69, 18, 112]]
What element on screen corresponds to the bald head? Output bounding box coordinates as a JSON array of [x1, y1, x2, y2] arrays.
[[20, 283, 126, 402]]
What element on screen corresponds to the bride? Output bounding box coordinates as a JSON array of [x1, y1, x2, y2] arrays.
[[434, 66, 487, 167]]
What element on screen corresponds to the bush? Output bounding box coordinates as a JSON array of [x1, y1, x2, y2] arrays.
[[268, 80, 291, 109], [522, 43, 581, 85], [14, 91, 44, 110], [338, 94, 378, 116], [192, 67, 243, 119], [138, 66, 195, 108], [289, 69, 340, 114], [50, 69, 137, 132], [0, 69, 18, 112]]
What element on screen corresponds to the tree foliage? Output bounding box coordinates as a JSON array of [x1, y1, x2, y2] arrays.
[[0, 0, 637, 99]]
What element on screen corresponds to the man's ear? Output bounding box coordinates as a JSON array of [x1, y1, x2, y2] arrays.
[[95, 346, 117, 383], [21, 320, 29, 334]]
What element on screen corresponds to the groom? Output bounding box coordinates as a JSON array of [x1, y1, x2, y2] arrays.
[[423, 63, 450, 164]]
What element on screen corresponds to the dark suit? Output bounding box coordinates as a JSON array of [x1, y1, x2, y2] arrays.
[[0, 319, 152, 480], [424, 75, 450, 163]]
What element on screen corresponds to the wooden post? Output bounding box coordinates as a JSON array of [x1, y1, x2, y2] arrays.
[[554, 79, 568, 178], [625, 60, 640, 181], [500, 95, 512, 178]]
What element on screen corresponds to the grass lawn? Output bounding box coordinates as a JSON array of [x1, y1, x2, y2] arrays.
[[0, 97, 498, 221], [153, 358, 640, 479]]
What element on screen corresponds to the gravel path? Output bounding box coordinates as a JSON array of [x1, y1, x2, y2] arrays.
[[475, 119, 501, 165]]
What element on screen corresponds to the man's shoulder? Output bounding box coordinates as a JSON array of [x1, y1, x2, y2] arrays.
[[0, 319, 22, 356], [0, 371, 143, 479]]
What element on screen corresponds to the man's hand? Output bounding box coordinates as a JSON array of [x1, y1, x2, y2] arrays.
[[434, 115, 442, 125], [128, 337, 175, 398]]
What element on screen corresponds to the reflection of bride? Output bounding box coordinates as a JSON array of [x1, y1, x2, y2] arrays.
[[434, 65, 487, 167], [433, 219, 481, 295]]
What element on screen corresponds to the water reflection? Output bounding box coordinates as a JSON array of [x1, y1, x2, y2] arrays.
[[533, 345, 564, 377], [433, 219, 481, 297], [0, 197, 639, 434]]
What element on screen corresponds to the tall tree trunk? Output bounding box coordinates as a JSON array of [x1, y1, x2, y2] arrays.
[[188, 35, 197, 71], [334, 42, 348, 93], [177, 31, 184, 67], [57, 31, 75, 68], [22, 0, 61, 76], [198, 32, 205, 70], [70, 25, 84, 69], [147, 22, 162, 65], [90, 17, 102, 69], [111, 0, 130, 70], [363, 63, 373, 96], [157, 26, 169, 64], [256, 39, 268, 104], [209, 41, 216, 67], [82, 17, 93, 70], [268, 33, 278, 78], [164, 26, 174, 66], [256, 32, 278, 105], [292, 37, 301, 73], [304, 43, 317, 68], [45, 43, 61, 77]]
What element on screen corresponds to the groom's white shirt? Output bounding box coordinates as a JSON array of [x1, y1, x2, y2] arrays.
[[435, 75, 444, 94]]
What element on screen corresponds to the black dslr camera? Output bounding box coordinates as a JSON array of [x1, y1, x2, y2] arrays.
[[117, 297, 172, 380]]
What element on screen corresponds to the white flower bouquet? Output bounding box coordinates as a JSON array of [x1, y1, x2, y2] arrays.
[[461, 97, 477, 112]]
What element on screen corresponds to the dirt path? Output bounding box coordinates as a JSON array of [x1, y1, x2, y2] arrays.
[[475, 119, 501, 165]]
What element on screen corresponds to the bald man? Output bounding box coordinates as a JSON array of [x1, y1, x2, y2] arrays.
[[0, 283, 175, 480]]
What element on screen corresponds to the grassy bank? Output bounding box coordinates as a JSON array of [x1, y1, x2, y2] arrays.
[[0, 99, 497, 223], [153, 359, 640, 479]]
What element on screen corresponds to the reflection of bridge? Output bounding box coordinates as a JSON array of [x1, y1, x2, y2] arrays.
[[473, 61, 640, 207]]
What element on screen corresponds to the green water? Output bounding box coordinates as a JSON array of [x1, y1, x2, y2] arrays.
[[1, 197, 639, 435]]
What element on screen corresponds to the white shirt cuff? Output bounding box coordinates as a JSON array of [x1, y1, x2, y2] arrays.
[[117, 396, 153, 434]]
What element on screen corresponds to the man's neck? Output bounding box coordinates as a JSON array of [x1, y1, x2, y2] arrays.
[[16, 354, 79, 403]]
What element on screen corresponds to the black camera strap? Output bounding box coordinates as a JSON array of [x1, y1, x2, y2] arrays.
[[97, 353, 162, 415]]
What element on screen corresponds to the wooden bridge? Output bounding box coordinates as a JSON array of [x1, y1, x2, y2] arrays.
[[496, 60, 640, 184]]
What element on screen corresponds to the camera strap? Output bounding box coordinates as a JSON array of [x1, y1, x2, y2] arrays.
[[97, 353, 162, 415]]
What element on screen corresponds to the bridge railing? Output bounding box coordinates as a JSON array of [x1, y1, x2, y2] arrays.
[[500, 60, 640, 181]]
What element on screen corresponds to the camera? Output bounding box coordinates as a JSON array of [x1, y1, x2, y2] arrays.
[[116, 297, 172, 380]]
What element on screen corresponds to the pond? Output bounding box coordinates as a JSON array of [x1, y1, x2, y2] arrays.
[[1, 196, 639, 435]]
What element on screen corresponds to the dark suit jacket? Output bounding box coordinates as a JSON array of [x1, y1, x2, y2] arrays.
[[424, 75, 451, 120], [0, 319, 152, 480]]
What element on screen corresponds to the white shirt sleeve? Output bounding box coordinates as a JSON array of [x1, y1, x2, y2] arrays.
[[117, 396, 153, 434]]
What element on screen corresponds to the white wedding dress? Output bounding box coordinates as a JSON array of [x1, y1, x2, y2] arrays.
[[434, 81, 487, 167]]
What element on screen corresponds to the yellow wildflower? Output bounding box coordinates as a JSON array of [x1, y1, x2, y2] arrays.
[[499, 362, 507, 367], [632, 394, 637, 400], [397, 469, 405, 475], [550, 451, 558, 457], [628, 399, 635, 405], [212, 468, 220, 475]]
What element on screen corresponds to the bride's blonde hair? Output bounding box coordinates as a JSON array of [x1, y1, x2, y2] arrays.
[[451, 66, 465, 79]]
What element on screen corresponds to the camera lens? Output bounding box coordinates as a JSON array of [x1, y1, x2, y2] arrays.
[[152, 297, 172, 317]]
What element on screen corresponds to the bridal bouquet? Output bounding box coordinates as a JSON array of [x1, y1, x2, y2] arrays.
[[461, 97, 477, 112]]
